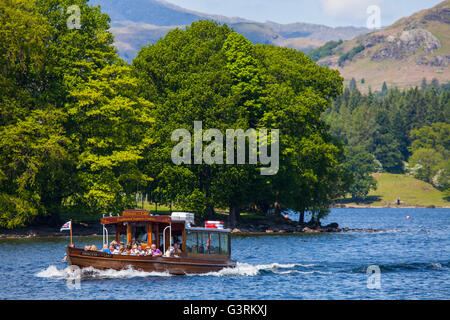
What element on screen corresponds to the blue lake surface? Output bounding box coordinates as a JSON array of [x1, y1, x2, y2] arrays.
[[0, 208, 449, 299]]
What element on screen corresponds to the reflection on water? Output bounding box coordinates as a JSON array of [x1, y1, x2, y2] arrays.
[[0, 208, 449, 299]]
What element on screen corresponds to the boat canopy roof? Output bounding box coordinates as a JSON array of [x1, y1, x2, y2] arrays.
[[185, 226, 231, 233], [100, 209, 184, 225], [100, 209, 230, 233]]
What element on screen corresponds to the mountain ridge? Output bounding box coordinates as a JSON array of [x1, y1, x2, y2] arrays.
[[91, 0, 371, 61], [314, 0, 450, 91]]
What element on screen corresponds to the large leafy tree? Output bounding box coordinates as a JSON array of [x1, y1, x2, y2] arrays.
[[0, 0, 69, 227], [133, 20, 348, 225], [0, 0, 154, 227]]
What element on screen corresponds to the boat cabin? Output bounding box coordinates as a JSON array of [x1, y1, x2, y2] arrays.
[[100, 209, 231, 258]]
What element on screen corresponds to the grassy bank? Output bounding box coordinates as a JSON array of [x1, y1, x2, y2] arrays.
[[339, 173, 449, 207]]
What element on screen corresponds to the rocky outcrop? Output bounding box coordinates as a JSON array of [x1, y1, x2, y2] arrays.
[[358, 34, 385, 48], [371, 28, 441, 61], [423, 8, 450, 24], [415, 55, 449, 67]]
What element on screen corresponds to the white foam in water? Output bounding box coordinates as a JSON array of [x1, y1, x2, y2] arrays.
[[430, 263, 442, 269], [35, 265, 171, 280], [36, 263, 325, 279], [35, 265, 69, 279], [189, 262, 319, 277]]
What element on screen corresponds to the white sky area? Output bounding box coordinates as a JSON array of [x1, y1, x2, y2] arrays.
[[165, 0, 443, 27]]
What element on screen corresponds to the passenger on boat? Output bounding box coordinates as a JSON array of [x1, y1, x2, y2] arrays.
[[174, 240, 182, 255], [130, 244, 139, 255], [137, 244, 145, 256], [101, 244, 112, 254], [91, 245, 97, 251], [144, 247, 152, 256], [150, 244, 162, 257], [84, 244, 90, 251], [123, 245, 132, 255], [111, 245, 120, 254], [164, 246, 174, 257], [130, 238, 140, 246]]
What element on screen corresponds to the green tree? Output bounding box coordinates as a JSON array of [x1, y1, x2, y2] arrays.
[[133, 20, 347, 226], [344, 146, 377, 199]]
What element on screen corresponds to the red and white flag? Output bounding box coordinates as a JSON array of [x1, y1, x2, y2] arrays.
[[60, 221, 71, 232]]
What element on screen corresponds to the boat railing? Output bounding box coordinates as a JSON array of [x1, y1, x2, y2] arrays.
[[102, 214, 109, 246], [162, 224, 172, 254]]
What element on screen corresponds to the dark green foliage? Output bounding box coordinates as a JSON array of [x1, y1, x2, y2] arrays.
[[344, 146, 377, 199], [324, 83, 449, 197], [307, 40, 343, 62], [338, 44, 365, 67], [0, 0, 153, 227], [133, 20, 349, 225]]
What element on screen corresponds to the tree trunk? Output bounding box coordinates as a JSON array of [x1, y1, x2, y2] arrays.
[[299, 210, 305, 226], [274, 202, 281, 217], [229, 205, 240, 228]]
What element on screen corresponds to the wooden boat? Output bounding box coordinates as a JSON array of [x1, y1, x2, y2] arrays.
[[66, 209, 236, 275]]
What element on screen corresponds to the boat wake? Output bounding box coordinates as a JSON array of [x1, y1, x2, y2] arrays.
[[35, 265, 172, 280], [189, 262, 331, 277], [35, 262, 329, 280]]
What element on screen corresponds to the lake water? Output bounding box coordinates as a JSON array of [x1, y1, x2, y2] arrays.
[[0, 208, 448, 300]]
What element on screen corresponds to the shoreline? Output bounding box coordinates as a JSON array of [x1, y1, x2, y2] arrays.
[[1, 206, 448, 240], [0, 221, 376, 239], [332, 204, 450, 208]]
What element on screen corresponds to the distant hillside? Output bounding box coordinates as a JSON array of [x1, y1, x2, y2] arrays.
[[91, 0, 371, 61], [341, 173, 450, 207], [315, 0, 450, 91]]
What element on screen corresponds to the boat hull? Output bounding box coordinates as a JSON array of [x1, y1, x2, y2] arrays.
[[66, 247, 236, 275]]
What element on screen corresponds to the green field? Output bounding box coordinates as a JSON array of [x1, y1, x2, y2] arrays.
[[343, 173, 449, 207]]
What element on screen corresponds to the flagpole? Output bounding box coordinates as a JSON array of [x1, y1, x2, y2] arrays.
[[70, 219, 73, 246]]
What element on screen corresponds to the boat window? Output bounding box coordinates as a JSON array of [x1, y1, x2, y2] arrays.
[[220, 233, 229, 255], [186, 231, 198, 254], [207, 232, 220, 254], [198, 232, 206, 254], [186, 230, 229, 255], [134, 226, 147, 242]]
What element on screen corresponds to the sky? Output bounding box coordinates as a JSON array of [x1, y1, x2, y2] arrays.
[[165, 0, 443, 27]]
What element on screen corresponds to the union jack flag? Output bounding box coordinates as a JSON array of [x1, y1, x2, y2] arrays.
[[60, 221, 71, 232]]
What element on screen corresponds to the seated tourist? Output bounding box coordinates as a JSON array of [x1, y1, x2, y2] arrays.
[[122, 245, 132, 255], [118, 247, 125, 255], [173, 240, 182, 255], [130, 244, 139, 256], [144, 247, 152, 256], [164, 246, 174, 257], [136, 244, 145, 256], [101, 244, 111, 254], [90, 245, 97, 251], [130, 237, 140, 247], [111, 244, 120, 254], [84, 244, 90, 251], [150, 244, 162, 257]]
